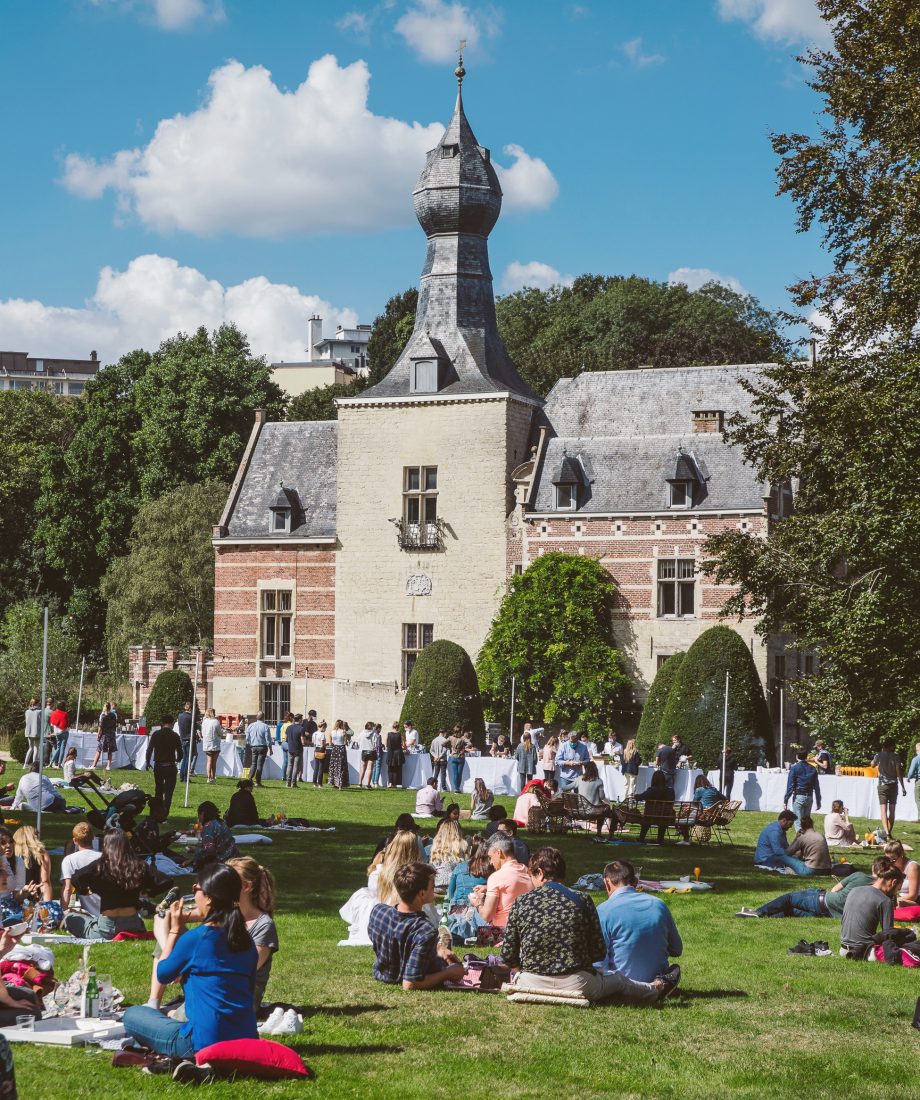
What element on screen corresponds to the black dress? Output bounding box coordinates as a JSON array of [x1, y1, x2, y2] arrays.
[[385, 731, 405, 787]]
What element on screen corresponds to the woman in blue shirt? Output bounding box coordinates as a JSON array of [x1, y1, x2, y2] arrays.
[[124, 863, 258, 1059], [692, 775, 726, 809]]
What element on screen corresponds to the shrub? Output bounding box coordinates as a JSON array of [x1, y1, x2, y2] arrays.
[[8, 733, 27, 764], [399, 640, 485, 746], [144, 669, 193, 729], [658, 625, 772, 770], [635, 652, 685, 763]]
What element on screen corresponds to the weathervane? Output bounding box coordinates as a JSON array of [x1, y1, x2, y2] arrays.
[[456, 39, 466, 87]]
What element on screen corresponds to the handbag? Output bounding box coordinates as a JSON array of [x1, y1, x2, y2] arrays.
[[313, 748, 327, 761]]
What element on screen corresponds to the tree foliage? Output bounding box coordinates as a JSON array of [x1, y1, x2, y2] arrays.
[[704, 2, 920, 764], [772, 0, 920, 349], [286, 376, 368, 422], [635, 652, 685, 763], [399, 640, 485, 744], [476, 553, 630, 739], [366, 288, 418, 385], [101, 481, 228, 676], [144, 668, 193, 728], [35, 325, 284, 654], [0, 600, 82, 735], [658, 626, 772, 771]]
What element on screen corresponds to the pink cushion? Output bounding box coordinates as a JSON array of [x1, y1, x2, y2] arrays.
[[195, 1038, 312, 1079]]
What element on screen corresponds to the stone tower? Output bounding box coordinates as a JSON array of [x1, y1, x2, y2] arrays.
[[332, 61, 541, 718]]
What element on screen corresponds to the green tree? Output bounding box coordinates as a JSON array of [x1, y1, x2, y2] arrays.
[[101, 481, 228, 676], [0, 600, 81, 735], [366, 288, 418, 384], [635, 652, 685, 763], [495, 275, 790, 397], [144, 668, 193, 728], [705, 2, 920, 764], [476, 553, 630, 739], [0, 390, 82, 618], [36, 325, 284, 654], [657, 626, 772, 771], [399, 640, 485, 743], [287, 376, 368, 421]]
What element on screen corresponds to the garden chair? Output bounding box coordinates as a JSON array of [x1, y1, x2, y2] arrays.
[[670, 801, 699, 843], [712, 800, 742, 846], [690, 803, 721, 845], [562, 792, 611, 836]]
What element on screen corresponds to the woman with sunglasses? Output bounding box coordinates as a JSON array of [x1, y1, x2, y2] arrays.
[[124, 863, 258, 1064]]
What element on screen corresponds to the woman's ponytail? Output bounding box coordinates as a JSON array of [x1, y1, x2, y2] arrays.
[[197, 863, 253, 953]]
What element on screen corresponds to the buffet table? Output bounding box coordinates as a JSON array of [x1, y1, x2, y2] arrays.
[[65, 730, 146, 770], [275, 746, 433, 789], [461, 757, 520, 795], [706, 768, 920, 821], [132, 736, 242, 778], [600, 765, 701, 802]]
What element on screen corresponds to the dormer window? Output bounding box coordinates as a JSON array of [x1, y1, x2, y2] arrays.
[[269, 484, 298, 534], [552, 450, 583, 512], [669, 481, 692, 509], [411, 359, 439, 393], [556, 484, 575, 510], [667, 449, 700, 509], [440, 144, 459, 158]]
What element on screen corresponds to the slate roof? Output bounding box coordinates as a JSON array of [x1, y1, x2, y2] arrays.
[[225, 421, 337, 539], [530, 365, 769, 514]]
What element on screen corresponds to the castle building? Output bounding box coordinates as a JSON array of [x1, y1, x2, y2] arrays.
[[207, 69, 790, 734]]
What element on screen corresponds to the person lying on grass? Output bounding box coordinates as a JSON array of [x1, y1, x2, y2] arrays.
[[367, 862, 465, 990], [737, 866, 873, 919], [500, 847, 679, 1004]]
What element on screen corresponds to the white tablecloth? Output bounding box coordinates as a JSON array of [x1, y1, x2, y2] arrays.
[[600, 765, 701, 802], [65, 730, 145, 770], [461, 757, 521, 795], [262, 746, 432, 788], [706, 768, 920, 821], [132, 736, 242, 778]]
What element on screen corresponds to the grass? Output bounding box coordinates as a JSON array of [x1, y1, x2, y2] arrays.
[[9, 773, 919, 1100]]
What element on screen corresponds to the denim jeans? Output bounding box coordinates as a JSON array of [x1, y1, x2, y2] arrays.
[[123, 1005, 195, 1059], [249, 746, 268, 784], [756, 889, 828, 918], [280, 743, 289, 780], [371, 755, 381, 787], [791, 794, 813, 830], [432, 759, 448, 790], [448, 757, 464, 793], [63, 912, 146, 940], [757, 854, 814, 876], [285, 751, 303, 785], [180, 740, 198, 781]]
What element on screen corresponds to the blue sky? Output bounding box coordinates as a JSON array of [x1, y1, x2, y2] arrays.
[[0, 0, 832, 364]]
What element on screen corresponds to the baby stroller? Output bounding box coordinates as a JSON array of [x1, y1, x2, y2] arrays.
[[69, 773, 150, 834]]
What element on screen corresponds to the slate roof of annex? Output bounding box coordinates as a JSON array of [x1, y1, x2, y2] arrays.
[[529, 364, 770, 515], [225, 421, 337, 539]]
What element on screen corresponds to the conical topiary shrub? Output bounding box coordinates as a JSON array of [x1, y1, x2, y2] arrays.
[[636, 652, 685, 763], [144, 668, 193, 729], [658, 625, 772, 770], [399, 640, 485, 747]]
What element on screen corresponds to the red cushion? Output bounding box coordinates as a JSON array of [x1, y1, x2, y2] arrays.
[[195, 1038, 312, 1079]]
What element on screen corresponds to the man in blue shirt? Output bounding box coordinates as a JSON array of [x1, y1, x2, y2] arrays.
[[245, 712, 272, 787], [784, 750, 822, 828], [554, 730, 590, 791], [754, 810, 811, 875], [368, 862, 464, 990], [595, 859, 682, 984], [906, 741, 920, 821], [655, 739, 679, 784]]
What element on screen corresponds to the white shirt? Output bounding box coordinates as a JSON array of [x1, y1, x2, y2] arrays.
[[200, 716, 222, 753], [61, 848, 102, 916], [12, 772, 60, 810], [404, 728, 419, 750], [604, 740, 624, 761]]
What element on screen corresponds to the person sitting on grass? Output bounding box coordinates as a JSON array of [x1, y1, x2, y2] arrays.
[[500, 847, 678, 1004], [595, 859, 683, 985], [737, 866, 875, 919], [60, 822, 101, 916], [460, 778, 494, 821], [66, 831, 165, 940], [184, 802, 239, 871], [372, 815, 427, 863], [428, 820, 470, 892], [124, 863, 258, 1085], [492, 819, 530, 866], [824, 800, 857, 847], [754, 810, 812, 875], [483, 804, 509, 837], [785, 817, 833, 874], [467, 834, 532, 943], [415, 778, 444, 818], [10, 764, 65, 815], [13, 826, 53, 902], [840, 856, 904, 959], [224, 779, 262, 828], [884, 839, 920, 916], [367, 862, 465, 990], [447, 836, 491, 907]]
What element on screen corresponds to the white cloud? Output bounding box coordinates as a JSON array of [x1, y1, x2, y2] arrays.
[[622, 37, 665, 68], [501, 261, 573, 293], [494, 144, 559, 212], [716, 0, 831, 46], [667, 267, 746, 295], [0, 254, 357, 366], [337, 10, 371, 35], [62, 55, 555, 236], [395, 0, 501, 63], [89, 0, 224, 31]]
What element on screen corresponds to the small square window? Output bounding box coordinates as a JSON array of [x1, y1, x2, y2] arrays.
[[513, 563, 524, 575], [556, 484, 575, 510], [669, 481, 691, 508]]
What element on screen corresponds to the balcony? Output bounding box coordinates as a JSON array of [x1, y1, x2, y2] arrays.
[[394, 518, 444, 550]]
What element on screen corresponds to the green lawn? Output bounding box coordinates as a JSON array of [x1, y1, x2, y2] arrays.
[[9, 774, 918, 1099]]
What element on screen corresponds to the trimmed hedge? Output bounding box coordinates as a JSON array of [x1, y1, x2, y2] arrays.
[[636, 652, 685, 763], [144, 669, 193, 729], [658, 625, 772, 770], [399, 640, 485, 747], [9, 733, 27, 764]]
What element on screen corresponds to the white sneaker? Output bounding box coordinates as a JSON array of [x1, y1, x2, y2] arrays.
[[273, 1009, 303, 1035], [258, 1006, 285, 1034], [735, 907, 760, 918]]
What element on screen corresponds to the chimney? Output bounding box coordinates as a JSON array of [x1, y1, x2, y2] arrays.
[[90, 350, 98, 362], [308, 316, 323, 360]]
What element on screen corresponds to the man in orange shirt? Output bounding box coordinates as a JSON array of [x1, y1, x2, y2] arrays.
[[470, 834, 532, 941]]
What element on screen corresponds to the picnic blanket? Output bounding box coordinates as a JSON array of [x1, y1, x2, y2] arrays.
[[502, 984, 591, 1008]]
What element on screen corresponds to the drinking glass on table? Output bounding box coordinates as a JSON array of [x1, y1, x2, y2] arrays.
[[96, 973, 113, 1019], [15, 1014, 34, 1031]]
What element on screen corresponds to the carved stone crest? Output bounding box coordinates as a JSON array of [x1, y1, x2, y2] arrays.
[[406, 574, 432, 596]]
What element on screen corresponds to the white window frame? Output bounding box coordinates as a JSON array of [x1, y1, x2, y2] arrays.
[[261, 589, 293, 661], [668, 481, 692, 509], [403, 466, 438, 531], [657, 558, 696, 618], [555, 483, 575, 510]]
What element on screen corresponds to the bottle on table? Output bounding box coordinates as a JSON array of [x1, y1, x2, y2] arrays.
[[81, 967, 99, 1019]]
